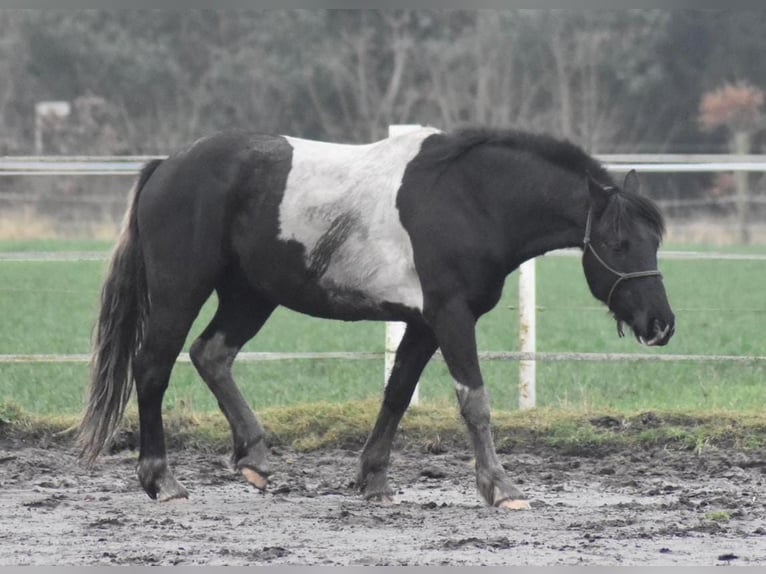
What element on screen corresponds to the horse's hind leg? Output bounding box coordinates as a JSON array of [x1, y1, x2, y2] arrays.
[[357, 321, 438, 502], [134, 291, 211, 501], [189, 282, 276, 490]]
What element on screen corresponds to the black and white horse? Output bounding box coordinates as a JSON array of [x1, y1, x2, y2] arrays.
[[79, 127, 675, 509]]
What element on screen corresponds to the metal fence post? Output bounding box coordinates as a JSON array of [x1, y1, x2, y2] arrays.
[[518, 258, 537, 409]]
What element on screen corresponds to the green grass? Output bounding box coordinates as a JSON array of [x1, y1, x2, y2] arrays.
[[705, 511, 732, 523], [4, 400, 766, 454], [0, 238, 113, 252], [1, 240, 765, 417]]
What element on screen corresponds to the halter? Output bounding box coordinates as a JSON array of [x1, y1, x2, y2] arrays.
[[583, 205, 663, 310]]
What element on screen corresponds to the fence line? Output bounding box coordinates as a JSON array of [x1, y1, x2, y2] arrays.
[[0, 192, 127, 204], [4, 249, 766, 263], [0, 156, 159, 176], [2, 350, 765, 365], [14, 190, 763, 210], [656, 197, 766, 208], [2, 153, 766, 176], [548, 248, 766, 262], [0, 352, 383, 364], [0, 252, 110, 262]]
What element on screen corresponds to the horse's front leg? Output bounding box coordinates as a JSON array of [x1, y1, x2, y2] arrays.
[[357, 321, 438, 502], [426, 299, 530, 510]]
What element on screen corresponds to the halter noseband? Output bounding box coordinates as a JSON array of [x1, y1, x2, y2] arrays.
[[583, 205, 663, 310]]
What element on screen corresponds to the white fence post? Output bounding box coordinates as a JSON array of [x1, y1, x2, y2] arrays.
[[518, 258, 537, 409], [385, 319, 407, 381], [385, 124, 423, 404]]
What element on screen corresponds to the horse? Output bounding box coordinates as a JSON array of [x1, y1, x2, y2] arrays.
[[78, 126, 675, 509]]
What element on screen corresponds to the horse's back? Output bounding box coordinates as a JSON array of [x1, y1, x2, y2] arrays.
[[136, 128, 442, 321]]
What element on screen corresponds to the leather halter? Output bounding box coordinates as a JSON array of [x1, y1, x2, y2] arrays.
[[583, 205, 663, 310]]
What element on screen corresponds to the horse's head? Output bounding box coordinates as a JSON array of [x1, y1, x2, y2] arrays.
[[581, 170, 675, 346]]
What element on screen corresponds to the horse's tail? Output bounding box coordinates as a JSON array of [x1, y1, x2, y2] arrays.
[[78, 159, 163, 465]]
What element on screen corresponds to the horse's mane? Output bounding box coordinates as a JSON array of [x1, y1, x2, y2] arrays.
[[439, 127, 665, 238]]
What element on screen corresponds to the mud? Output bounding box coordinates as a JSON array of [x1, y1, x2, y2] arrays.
[[1, 438, 765, 566]]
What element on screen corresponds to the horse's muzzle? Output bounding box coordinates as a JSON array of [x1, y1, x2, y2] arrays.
[[637, 317, 675, 347]]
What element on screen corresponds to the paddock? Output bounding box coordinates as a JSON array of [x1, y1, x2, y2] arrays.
[[2, 140, 766, 566], [1, 438, 765, 565]]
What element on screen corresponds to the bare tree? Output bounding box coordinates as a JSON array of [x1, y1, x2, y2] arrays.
[[299, 11, 418, 142], [419, 11, 551, 132]]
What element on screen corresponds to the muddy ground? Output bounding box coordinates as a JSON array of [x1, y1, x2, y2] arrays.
[[1, 436, 765, 566]]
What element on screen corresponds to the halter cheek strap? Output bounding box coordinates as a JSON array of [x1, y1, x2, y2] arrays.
[[583, 206, 663, 309]]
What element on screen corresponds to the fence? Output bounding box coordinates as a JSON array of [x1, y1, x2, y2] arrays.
[[2, 131, 766, 409]]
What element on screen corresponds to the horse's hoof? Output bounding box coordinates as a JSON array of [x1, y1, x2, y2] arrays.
[[241, 467, 268, 490], [156, 480, 189, 502], [367, 493, 395, 506], [138, 460, 188, 501], [496, 498, 531, 510], [159, 490, 189, 503]]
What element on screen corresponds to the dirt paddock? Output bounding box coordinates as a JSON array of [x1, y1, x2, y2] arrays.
[[1, 437, 765, 566]]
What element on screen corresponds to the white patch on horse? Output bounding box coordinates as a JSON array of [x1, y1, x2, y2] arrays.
[[279, 128, 440, 312]]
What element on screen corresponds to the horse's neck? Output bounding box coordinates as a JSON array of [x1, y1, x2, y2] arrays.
[[500, 172, 589, 272]]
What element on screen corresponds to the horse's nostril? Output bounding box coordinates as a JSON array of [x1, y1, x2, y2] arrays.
[[655, 318, 674, 337], [642, 318, 673, 346]]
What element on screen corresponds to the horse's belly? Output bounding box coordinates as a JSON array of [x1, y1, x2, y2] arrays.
[[266, 237, 423, 321], [276, 213, 425, 317], [320, 240, 423, 312]]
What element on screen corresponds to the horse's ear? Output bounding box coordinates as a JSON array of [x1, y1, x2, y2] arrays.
[[587, 171, 614, 213], [623, 169, 640, 195]]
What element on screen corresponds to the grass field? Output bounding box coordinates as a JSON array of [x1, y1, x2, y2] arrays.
[[1, 239, 765, 418]]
